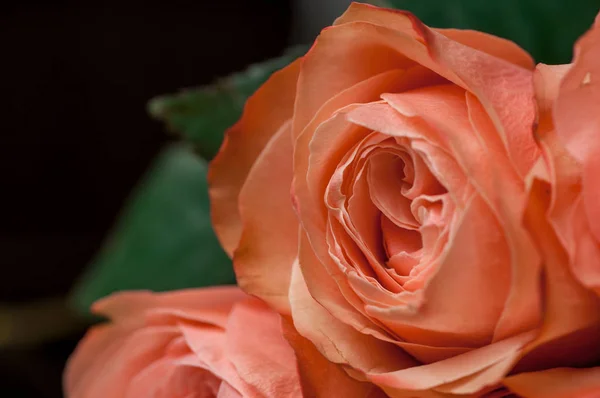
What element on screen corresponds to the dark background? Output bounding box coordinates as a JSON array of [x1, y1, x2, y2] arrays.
[[1, 1, 292, 396]]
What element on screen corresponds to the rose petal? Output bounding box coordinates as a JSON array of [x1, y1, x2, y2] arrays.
[[68, 326, 179, 398], [281, 316, 387, 398], [333, 2, 538, 176], [125, 358, 221, 398], [336, 4, 533, 70], [92, 287, 245, 328], [514, 175, 600, 371], [553, 15, 600, 253], [534, 64, 572, 116], [554, 14, 600, 164], [435, 29, 534, 70], [225, 298, 302, 397], [64, 324, 131, 397], [369, 330, 535, 393], [209, 58, 302, 256], [504, 367, 600, 398], [234, 121, 298, 313], [217, 382, 243, 398], [289, 258, 416, 373]]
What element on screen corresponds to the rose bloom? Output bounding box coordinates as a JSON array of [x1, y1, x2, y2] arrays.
[[64, 287, 303, 398], [210, 3, 600, 397]]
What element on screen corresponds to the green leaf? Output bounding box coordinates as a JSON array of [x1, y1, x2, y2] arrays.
[[69, 144, 234, 315], [148, 45, 308, 160], [383, 0, 598, 64]]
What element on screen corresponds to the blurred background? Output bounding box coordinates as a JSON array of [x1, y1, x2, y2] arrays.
[[1, 0, 598, 396]]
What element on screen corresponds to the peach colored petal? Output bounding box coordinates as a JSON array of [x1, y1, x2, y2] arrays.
[[554, 14, 600, 164], [125, 358, 221, 398], [92, 286, 245, 325], [209, 58, 302, 256], [225, 298, 302, 398], [177, 326, 238, 384], [537, 111, 600, 295], [435, 29, 534, 70], [421, 30, 538, 178], [380, 216, 421, 261], [333, 2, 538, 176], [370, 156, 417, 231], [337, 3, 534, 71], [514, 175, 600, 371], [534, 64, 572, 116], [571, 198, 600, 294], [281, 316, 387, 398], [432, 354, 516, 395], [68, 326, 180, 398], [292, 24, 417, 140], [289, 259, 416, 373], [553, 16, 600, 259], [234, 121, 298, 313], [217, 382, 243, 398], [301, 218, 420, 352], [64, 324, 131, 397], [504, 367, 600, 398], [369, 330, 535, 393]]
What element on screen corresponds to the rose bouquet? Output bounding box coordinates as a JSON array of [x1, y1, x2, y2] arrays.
[[65, 3, 600, 397]]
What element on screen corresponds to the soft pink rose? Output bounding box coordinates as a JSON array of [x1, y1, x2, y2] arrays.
[[64, 287, 302, 398]]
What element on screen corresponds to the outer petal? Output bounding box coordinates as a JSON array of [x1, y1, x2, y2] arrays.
[[66, 326, 180, 398], [554, 13, 600, 164], [515, 143, 600, 372], [551, 15, 600, 293], [289, 258, 416, 375], [370, 331, 535, 395], [125, 358, 221, 398], [209, 58, 302, 256], [92, 286, 245, 328], [283, 273, 389, 398], [225, 298, 302, 397], [235, 121, 298, 313], [337, 4, 534, 70], [64, 324, 132, 397], [282, 319, 387, 398], [504, 367, 600, 398], [435, 29, 533, 70], [331, 2, 538, 176]]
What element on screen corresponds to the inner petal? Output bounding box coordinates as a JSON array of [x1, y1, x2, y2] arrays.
[[382, 215, 422, 256], [368, 151, 419, 230], [382, 215, 423, 276]]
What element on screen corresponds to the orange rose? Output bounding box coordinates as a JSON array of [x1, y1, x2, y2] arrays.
[[210, 3, 600, 396], [502, 14, 600, 397], [64, 287, 303, 398]]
